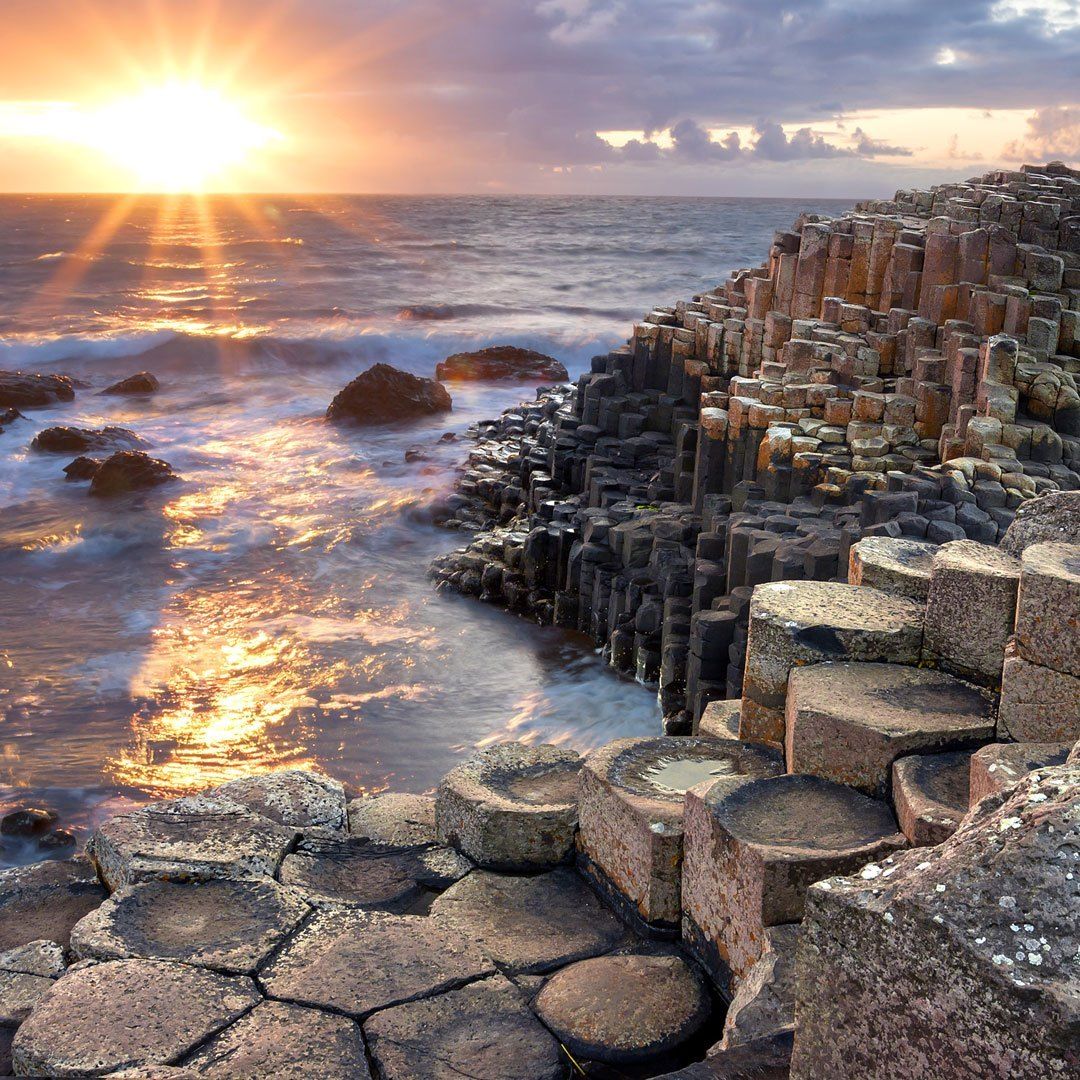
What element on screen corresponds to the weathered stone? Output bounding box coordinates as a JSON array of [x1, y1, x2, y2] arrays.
[[102, 372, 160, 396], [11, 958, 258, 1077], [89, 450, 178, 496], [657, 1034, 793, 1079], [848, 536, 936, 602], [784, 662, 994, 797], [0, 857, 106, 950], [697, 699, 741, 740], [31, 425, 141, 454], [792, 763, 1080, 1080], [718, 924, 798, 1051], [364, 974, 562, 1080], [0, 940, 66, 1025], [1014, 541, 1080, 677], [69, 878, 309, 973], [260, 908, 494, 1018], [435, 346, 568, 383], [536, 954, 709, 1065], [436, 742, 581, 870], [348, 792, 438, 846], [211, 769, 347, 831], [0, 807, 58, 836], [579, 736, 783, 932], [923, 539, 1020, 686], [184, 1000, 370, 1078], [682, 774, 906, 987], [968, 741, 1071, 804], [278, 835, 469, 909], [0, 370, 74, 408], [429, 868, 625, 974], [891, 750, 972, 846], [999, 638, 1080, 742], [327, 364, 452, 425], [1000, 490, 1080, 556], [90, 794, 297, 890], [742, 581, 924, 747]]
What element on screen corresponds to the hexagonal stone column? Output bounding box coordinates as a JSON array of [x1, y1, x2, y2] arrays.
[[435, 743, 581, 870], [348, 793, 437, 846], [785, 663, 995, 798], [848, 536, 936, 602], [0, 857, 105, 950], [578, 736, 783, 934], [681, 774, 906, 989], [891, 751, 972, 846], [696, 699, 741, 739], [211, 769, 347, 832], [1014, 541, 1080, 677], [968, 741, 1070, 804], [999, 638, 1080, 742], [742, 582, 924, 747], [10, 959, 259, 1076]]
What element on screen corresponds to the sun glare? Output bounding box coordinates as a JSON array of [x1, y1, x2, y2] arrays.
[[83, 82, 282, 192]]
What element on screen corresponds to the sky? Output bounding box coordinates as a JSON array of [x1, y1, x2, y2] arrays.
[[0, 0, 1079, 196]]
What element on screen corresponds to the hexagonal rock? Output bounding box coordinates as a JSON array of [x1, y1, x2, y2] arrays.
[[428, 868, 625, 974], [10, 958, 259, 1077], [90, 794, 297, 890], [922, 540, 1021, 687], [891, 751, 972, 847], [0, 940, 66, 1025], [848, 536, 937, 602], [260, 908, 494, 1019], [211, 770, 347, 832], [0, 856, 106, 950], [681, 774, 906, 988], [718, 924, 798, 1051], [696, 699, 741, 740], [791, 763, 1080, 1080], [68, 878, 310, 974], [435, 742, 581, 871], [348, 792, 437, 846], [278, 835, 469, 910], [998, 638, 1080, 742], [535, 954, 710, 1065], [183, 1000, 370, 1078], [578, 737, 783, 933], [1000, 490, 1080, 557], [1014, 542, 1080, 677], [364, 974, 562, 1080], [968, 741, 1071, 805], [784, 662, 995, 798], [741, 582, 924, 747]]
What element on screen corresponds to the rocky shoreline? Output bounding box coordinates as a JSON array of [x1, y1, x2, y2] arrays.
[[0, 163, 1078, 1077]]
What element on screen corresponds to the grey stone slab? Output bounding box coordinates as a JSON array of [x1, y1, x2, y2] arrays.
[[260, 908, 495, 1019], [0, 939, 66, 1025], [11, 958, 259, 1077], [0, 856, 106, 950], [363, 974, 562, 1080], [969, 741, 1071, 804], [348, 793, 438, 846], [892, 751, 972, 846], [429, 868, 626, 974], [70, 878, 310, 974], [211, 770, 347, 832], [717, 924, 798, 1051]]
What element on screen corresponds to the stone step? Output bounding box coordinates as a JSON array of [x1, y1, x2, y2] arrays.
[[968, 741, 1071, 804], [696, 698, 741, 740], [891, 750, 972, 846], [847, 535, 936, 601]]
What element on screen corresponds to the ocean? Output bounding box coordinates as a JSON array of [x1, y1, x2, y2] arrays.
[[0, 193, 851, 864]]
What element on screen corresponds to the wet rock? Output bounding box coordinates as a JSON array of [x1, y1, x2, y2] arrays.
[[69, 878, 310, 974], [435, 346, 568, 383], [792, 763, 1080, 1080], [0, 406, 24, 432], [1, 807, 58, 836], [847, 536, 936, 602], [211, 769, 347, 831], [1000, 490, 1080, 557], [717, 924, 798, 1051], [89, 450, 178, 497], [327, 364, 452, 425], [364, 973, 563, 1080], [1014, 541, 1080, 677], [435, 742, 581, 871], [0, 856, 106, 950], [429, 867, 625, 974], [968, 741, 1070, 804], [102, 372, 160, 396], [0, 940, 66, 1025], [0, 370, 74, 409], [31, 425, 142, 454], [89, 793, 297, 890], [784, 662, 995, 798], [535, 954, 710, 1065], [260, 908, 495, 1019], [278, 835, 469, 909], [348, 792, 438, 846], [11, 958, 258, 1077], [404, 446, 428, 462], [579, 736, 783, 933], [38, 828, 77, 850], [63, 455, 101, 481], [184, 999, 370, 1078], [891, 750, 972, 846]]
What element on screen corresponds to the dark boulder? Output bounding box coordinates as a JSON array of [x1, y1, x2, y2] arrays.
[[89, 451, 178, 497], [0, 407, 24, 432], [1, 808, 58, 837], [0, 371, 75, 409], [436, 346, 568, 383], [327, 363, 452, 425], [102, 372, 160, 396], [31, 426, 143, 454], [63, 457, 102, 481]]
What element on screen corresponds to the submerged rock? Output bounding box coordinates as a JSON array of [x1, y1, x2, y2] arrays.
[[0, 406, 24, 432], [88, 450, 178, 497], [0, 370, 74, 408], [435, 346, 568, 383], [31, 425, 142, 453], [102, 371, 160, 396], [63, 455, 101, 481], [327, 363, 452, 425], [0, 807, 58, 837]]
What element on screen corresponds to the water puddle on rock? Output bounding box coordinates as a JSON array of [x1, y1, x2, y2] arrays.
[[640, 756, 738, 795]]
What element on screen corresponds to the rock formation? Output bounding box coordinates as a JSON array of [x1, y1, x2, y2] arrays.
[[436, 345, 569, 382], [327, 363, 452, 425]]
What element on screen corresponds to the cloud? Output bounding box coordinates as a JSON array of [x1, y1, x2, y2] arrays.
[[1002, 105, 1080, 160], [851, 127, 915, 157], [669, 120, 741, 161], [751, 121, 851, 161]]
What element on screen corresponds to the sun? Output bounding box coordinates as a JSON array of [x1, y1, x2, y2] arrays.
[[83, 81, 283, 192]]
